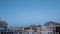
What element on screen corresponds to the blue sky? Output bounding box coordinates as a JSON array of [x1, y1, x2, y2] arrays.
[[0, 0, 60, 27]]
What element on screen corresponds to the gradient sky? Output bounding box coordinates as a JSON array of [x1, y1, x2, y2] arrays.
[[0, 0, 60, 27]]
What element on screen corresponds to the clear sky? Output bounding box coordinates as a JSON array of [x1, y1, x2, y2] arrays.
[[0, 0, 60, 27]]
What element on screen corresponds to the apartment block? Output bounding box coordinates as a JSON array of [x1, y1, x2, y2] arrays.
[[0, 21, 60, 34], [41, 21, 60, 34], [0, 21, 8, 34]]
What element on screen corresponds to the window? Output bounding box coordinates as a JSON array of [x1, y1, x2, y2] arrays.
[[50, 32, 52, 34], [50, 27, 52, 31], [47, 27, 49, 29]]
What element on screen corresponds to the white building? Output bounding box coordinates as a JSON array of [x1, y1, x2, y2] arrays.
[[24, 25, 41, 34], [41, 21, 60, 34]]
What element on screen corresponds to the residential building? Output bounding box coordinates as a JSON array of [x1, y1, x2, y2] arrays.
[[0, 21, 8, 34], [7, 27, 22, 34], [0, 21, 60, 34], [24, 25, 41, 34], [41, 21, 60, 34]]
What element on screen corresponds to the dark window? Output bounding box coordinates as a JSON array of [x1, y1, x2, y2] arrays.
[[47, 27, 49, 29], [50, 32, 52, 34]]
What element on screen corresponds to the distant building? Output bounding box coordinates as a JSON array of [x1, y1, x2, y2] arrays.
[[41, 26, 47, 34], [41, 21, 60, 34], [0, 21, 8, 34], [7, 27, 22, 34], [0, 21, 60, 34], [24, 25, 41, 34]]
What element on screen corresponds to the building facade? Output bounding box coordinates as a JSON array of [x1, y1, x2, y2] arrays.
[[0, 21, 8, 34], [41, 21, 60, 34]]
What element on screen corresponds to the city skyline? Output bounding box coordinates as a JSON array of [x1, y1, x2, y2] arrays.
[[0, 0, 60, 27], [0, 20, 60, 34]]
